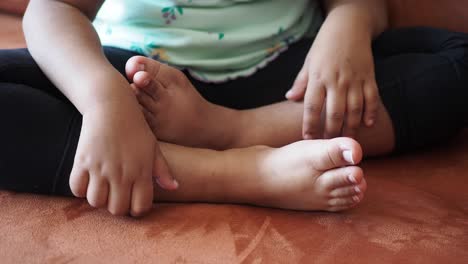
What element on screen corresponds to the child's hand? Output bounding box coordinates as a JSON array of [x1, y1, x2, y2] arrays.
[[286, 28, 379, 139], [69, 101, 178, 217]]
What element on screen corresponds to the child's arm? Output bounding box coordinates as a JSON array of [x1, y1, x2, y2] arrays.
[[23, 0, 178, 216], [286, 0, 389, 139]]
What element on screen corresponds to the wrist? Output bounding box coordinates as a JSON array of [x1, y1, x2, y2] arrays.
[[77, 70, 139, 115], [324, 1, 387, 39]]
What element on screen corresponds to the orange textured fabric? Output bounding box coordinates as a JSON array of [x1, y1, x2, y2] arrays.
[[1, 2, 468, 262]]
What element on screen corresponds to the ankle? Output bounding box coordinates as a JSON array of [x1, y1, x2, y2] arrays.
[[203, 104, 244, 150], [221, 146, 272, 203]]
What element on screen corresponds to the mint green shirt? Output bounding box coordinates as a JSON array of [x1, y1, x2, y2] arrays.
[[94, 0, 323, 82]]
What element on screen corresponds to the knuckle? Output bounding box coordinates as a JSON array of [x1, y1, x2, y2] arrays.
[[304, 103, 322, 114], [303, 128, 320, 137], [347, 120, 360, 130], [310, 71, 324, 83], [338, 77, 352, 88], [349, 106, 363, 116], [298, 69, 308, 79], [367, 92, 379, 102], [74, 154, 89, 167], [327, 112, 344, 121], [295, 74, 308, 85], [111, 174, 127, 185]]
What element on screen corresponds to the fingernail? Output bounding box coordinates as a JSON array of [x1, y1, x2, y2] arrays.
[[155, 177, 178, 190], [348, 175, 357, 184], [343, 150, 355, 164], [354, 186, 361, 193], [138, 63, 145, 71]]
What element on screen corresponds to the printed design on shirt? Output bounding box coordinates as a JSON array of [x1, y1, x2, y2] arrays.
[[130, 44, 146, 55], [266, 27, 295, 55], [161, 6, 184, 24], [148, 43, 170, 62], [208, 31, 225, 40]]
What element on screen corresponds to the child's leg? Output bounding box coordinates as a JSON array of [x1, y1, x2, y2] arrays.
[[156, 138, 365, 211], [126, 27, 468, 155], [372, 27, 468, 152], [0, 83, 365, 212], [0, 47, 140, 99], [0, 83, 80, 195], [372, 27, 468, 58], [126, 56, 394, 156]]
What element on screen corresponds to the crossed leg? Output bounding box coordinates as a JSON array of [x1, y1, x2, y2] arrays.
[[156, 138, 365, 212], [117, 57, 375, 212], [126, 56, 395, 157]]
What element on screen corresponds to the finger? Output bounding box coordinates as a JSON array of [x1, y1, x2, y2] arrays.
[[363, 79, 380, 127], [342, 82, 363, 138], [286, 66, 308, 101], [107, 179, 132, 216], [302, 80, 325, 139], [324, 87, 346, 139], [86, 176, 109, 208], [69, 165, 89, 198], [153, 144, 179, 190], [130, 175, 154, 217]]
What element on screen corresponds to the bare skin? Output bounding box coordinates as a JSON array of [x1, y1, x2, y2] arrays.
[[126, 56, 396, 157], [24, 0, 378, 216], [156, 138, 366, 212], [125, 57, 368, 211]]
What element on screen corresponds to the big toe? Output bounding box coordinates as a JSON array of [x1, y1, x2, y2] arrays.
[[125, 56, 163, 82], [310, 137, 363, 171]]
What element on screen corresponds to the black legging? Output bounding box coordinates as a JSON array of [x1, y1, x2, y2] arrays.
[[1, 27, 468, 196]]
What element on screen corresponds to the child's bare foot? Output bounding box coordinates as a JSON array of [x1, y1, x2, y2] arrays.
[[158, 137, 366, 212], [125, 56, 238, 149]]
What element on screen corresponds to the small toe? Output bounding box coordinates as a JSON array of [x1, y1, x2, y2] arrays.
[[133, 71, 152, 89], [330, 185, 361, 198], [135, 87, 154, 110], [328, 196, 358, 208], [317, 166, 364, 191], [133, 70, 166, 101]]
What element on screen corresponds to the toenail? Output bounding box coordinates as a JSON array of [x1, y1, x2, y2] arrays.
[[348, 175, 357, 184], [139, 63, 145, 71], [354, 186, 361, 193], [352, 196, 360, 202], [342, 150, 355, 164]]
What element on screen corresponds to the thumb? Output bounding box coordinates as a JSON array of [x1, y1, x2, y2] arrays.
[[153, 144, 179, 190]]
